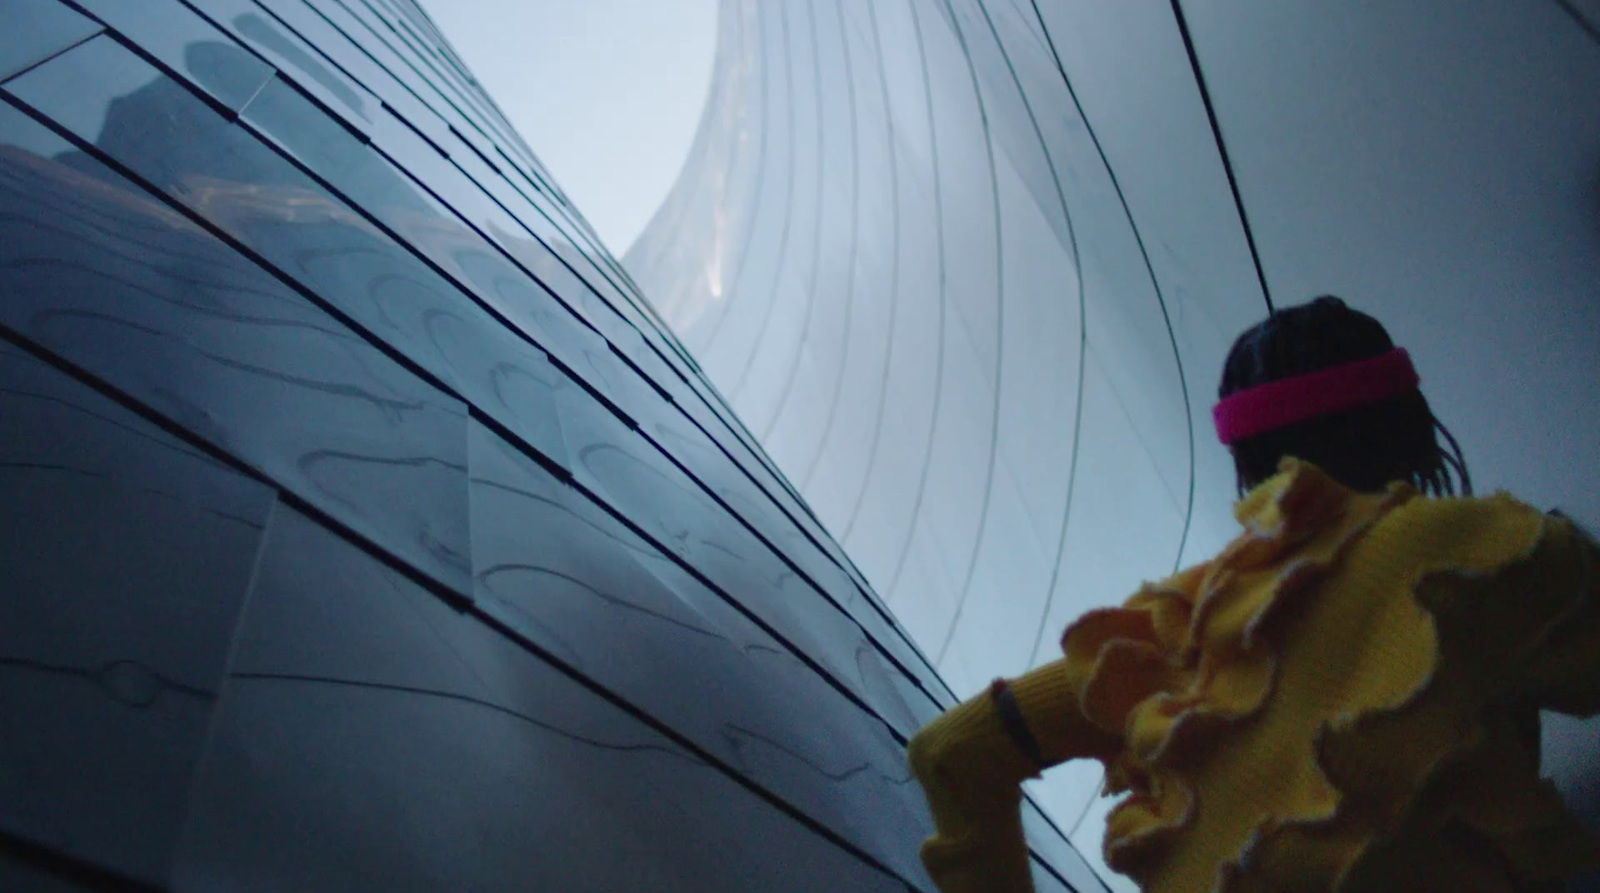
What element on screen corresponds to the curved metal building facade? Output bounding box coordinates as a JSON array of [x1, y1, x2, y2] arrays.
[[0, 0, 1106, 889], [626, 0, 1600, 885]]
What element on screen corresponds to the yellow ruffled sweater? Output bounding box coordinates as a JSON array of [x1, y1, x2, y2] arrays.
[[908, 459, 1600, 893]]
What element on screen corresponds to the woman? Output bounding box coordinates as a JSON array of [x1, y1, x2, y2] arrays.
[[908, 297, 1599, 893]]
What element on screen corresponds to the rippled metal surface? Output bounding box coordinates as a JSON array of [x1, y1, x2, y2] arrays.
[[628, 0, 1600, 887], [0, 0, 1111, 888]]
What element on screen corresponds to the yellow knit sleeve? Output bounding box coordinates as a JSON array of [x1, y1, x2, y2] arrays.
[[1516, 514, 1600, 716], [906, 564, 1206, 893], [907, 657, 1124, 893]]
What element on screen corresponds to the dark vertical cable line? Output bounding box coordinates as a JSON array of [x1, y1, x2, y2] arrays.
[[1025, 0, 1195, 582], [1554, 0, 1600, 46], [1002, 0, 1052, 53], [798, 0, 864, 490], [758, 0, 831, 439], [722, 0, 802, 399], [881, 0, 951, 602], [1166, 0, 1274, 315], [932, 0, 1008, 668], [840, 0, 903, 543]]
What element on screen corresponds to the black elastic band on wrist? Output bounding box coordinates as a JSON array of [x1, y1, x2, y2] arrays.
[[989, 679, 1045, 769]]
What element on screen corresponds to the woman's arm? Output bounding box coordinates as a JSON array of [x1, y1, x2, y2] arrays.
[[1518, 513, 1600, 716], [907, 658, 1122, 893]]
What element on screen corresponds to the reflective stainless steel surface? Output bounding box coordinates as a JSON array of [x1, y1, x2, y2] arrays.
[[627, 1, 1600, 887], [0, 0, 1106, 888]]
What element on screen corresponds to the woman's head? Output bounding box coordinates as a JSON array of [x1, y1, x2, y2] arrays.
[[1218, 296, 1470, 496]]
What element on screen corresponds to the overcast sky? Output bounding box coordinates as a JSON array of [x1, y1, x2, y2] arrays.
[[421, 0, 719, 256]]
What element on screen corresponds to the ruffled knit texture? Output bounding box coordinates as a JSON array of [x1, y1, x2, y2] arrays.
[[1059, 458, 1600, 893]]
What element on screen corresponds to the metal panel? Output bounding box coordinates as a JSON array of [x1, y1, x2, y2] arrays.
[[0, 340, 274, 886], [175, 505, 907, 893]]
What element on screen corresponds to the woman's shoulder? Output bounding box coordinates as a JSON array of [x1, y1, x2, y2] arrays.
[[1378, 487, 1571, 555], [1249, 458, 1567, 556]]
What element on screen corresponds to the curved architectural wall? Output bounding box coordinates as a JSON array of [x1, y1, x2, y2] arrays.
[[627, 0, 1600, 884], [0, 0, 1105, 889]]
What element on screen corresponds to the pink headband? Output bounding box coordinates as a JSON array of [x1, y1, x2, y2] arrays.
[[1213, 348, 1419, 445]]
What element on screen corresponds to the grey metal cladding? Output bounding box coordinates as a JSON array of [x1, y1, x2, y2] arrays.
[[0, 0, 1037, 889], [628, 0, 1600, 889]]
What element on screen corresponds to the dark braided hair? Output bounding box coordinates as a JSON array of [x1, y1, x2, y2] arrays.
[[1219, 296, 1471, 497]]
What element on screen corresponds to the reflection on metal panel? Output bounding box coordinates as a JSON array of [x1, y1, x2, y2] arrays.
[[629, 0, 1600, 888], [0, 0, 1106, 889]]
